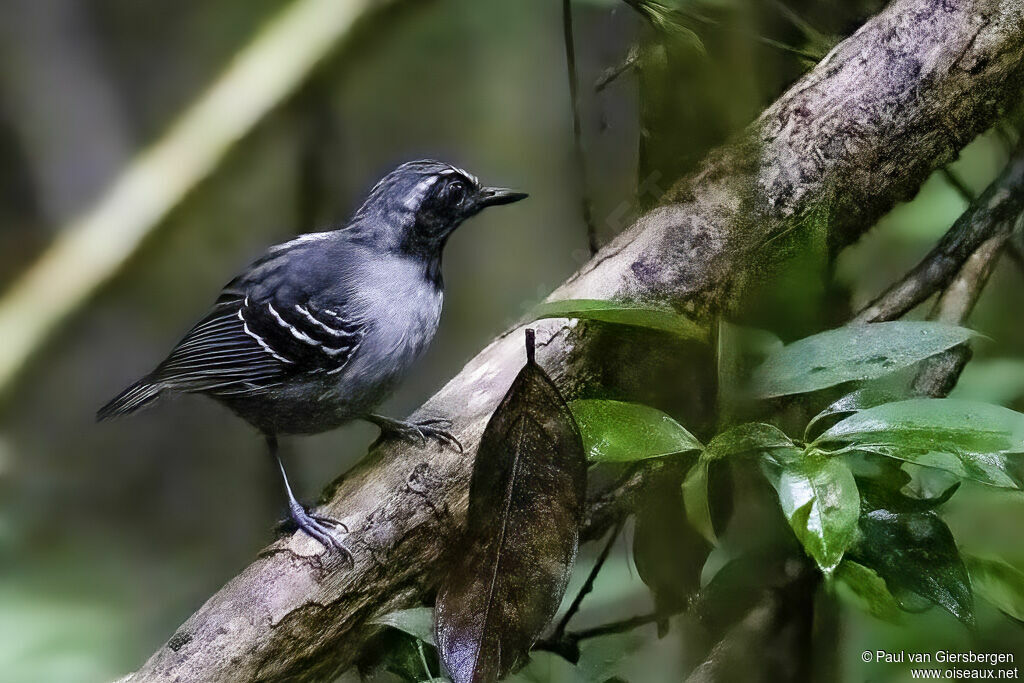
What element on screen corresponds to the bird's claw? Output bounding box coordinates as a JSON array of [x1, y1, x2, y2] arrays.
[[410, 419, 463, 453], [285, 503, 353, 565], [378, 416, 463, 453]]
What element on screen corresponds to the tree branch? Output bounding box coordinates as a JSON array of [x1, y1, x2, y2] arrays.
[[854, 144, 1024, 324], [121, 1, 1024, 681]]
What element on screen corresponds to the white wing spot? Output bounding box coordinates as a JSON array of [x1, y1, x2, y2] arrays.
[[295, 305, 349, 338], [267, 303, 352, 356], [238, 308, 293, 364], [268, 302, 319, 346]]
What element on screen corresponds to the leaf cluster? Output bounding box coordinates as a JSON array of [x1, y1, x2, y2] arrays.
[[372, 305, 1024, 682]]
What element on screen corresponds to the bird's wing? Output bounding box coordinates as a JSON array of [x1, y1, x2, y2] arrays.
[[152, 292, 364, 396]]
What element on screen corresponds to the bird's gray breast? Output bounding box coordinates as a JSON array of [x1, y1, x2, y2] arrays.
[[327, 257, 444, 412]]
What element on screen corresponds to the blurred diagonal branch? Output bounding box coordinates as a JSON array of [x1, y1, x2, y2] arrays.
[[116, 1, 1024, 681], [0, 0, 402, 404]]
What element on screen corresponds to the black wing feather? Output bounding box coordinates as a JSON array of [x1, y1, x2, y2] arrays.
[[151, 293, 362, 397]]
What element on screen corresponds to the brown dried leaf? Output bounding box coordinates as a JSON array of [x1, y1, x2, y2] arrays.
[[435, 330, 587, 683]]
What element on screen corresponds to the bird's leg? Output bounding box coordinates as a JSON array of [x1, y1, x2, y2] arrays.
[[365, 414, 463, 453], [266, 435, 352, 562]]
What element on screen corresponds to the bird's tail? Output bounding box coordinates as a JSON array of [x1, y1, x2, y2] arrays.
[[97, 378, 163, 421]]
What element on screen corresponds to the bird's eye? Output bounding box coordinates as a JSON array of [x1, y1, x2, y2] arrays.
[[445, 181, 467, 205]]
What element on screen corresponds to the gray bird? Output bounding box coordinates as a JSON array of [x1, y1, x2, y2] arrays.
[[98, 159, 527, 557]]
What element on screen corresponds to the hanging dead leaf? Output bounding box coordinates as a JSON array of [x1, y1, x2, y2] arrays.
[[435, 329, 587, 683]]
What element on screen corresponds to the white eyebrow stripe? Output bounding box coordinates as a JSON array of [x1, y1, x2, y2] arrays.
[[440, 166, 479, 186], [403, 176, 440, 210], [238, 308, 293, 364]]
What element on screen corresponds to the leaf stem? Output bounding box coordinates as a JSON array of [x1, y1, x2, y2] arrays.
[[525, 327, 536, 364]]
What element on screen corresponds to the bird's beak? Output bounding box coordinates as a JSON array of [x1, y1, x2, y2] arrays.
[[477, 187, 529, 208]]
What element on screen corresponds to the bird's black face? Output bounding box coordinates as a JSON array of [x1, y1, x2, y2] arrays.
[[415, 173, 528, 240], [358, 160, 527, 256]]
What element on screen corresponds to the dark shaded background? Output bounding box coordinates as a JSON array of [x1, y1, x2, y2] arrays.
[[0, 1, 1021, 680]]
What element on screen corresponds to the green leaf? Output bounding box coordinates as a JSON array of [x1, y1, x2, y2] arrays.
[[681, 423, 790, 546], [372, 607, 437, 646], [705, 422, 793, 461], [964, 554, 1024, 623], [804, 383, 905, 441], [627, 1, 705, 52], [749, 322, 977, 399], [762, 452, 860, 572], [848, 495, 974, 626], [815, 399, 1024, 489], [531, 299, 708, 343], [682, 460, 716, 544], [833, 561, 903, 623], [569, 400, 702, 462], [633, 468, 710, 630]]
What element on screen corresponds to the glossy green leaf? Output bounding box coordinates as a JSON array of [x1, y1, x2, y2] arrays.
[[682, 423, 789, 545], [762, 452, 860, 572], [749, 322, 976, 398], [569, 399, 702, 462], [804, 383, 905, 441], [834, 561, 903, 623], [816, 399, 1024, 489], [532, 299, 708, 342], [372, 607, 437, 646], [705, 422, 793, 460], [682, 460, 716, 545], [964, 554, 1024, 623], [848, 494, 974, 626]]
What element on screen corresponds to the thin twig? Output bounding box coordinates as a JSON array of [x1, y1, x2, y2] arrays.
[[941, 167, 975, 203], [551, 518, 625, 641], [581, 462, 651, 542], [563, 609, 667, 642], [595, 46, 640, 92], [853, 146, 1024, 323], [767, 0, 822, 41], [621, 0, 823, 62], [912, 231, 1012, 397], [535, 607, 682, 662], [563, 0, 600, 255]]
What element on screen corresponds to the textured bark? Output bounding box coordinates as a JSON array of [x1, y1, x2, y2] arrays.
[[122, 1, 1024, 681]]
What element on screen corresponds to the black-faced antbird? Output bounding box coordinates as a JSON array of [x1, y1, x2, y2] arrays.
[[98, 160, 527, 561]]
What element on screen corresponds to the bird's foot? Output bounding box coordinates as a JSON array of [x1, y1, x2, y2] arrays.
[[370, 415, 463, 453], [284, 502, 353, 564]]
